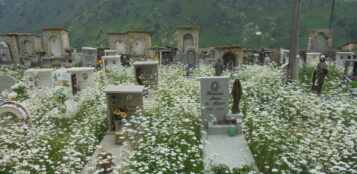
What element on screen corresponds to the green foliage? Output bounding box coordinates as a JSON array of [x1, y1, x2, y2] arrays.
[[0, 0, 356, 49], [0, 66, 26, 81], [11, 84, 28, 101], [241, 66, 357, 174], [232, 166, 256, 174], [211, 164, 255, 174], [299, 66, 346, 94], [350, 81, 357, 88], [212, 164, 231, 174]]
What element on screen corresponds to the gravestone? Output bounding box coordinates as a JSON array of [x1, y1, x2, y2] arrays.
[[201, 78, 256, 170], [81, 47, 97, 67], [133, 61, 159, 87], [104, 50, 120, 56], [0, 101, 32, 129], [200, 76, 229, 125], [102, 55, 121, 67], [25, 69, 54, 90], [306, 52, 321, 67], [201, 76, 241, 135], [0, 76, 16, 93], [104, 85, 144, 132], [22, 55, 32, 68], [67, 67, 95, 95]]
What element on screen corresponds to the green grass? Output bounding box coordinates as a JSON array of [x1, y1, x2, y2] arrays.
[[299, 66, 346, 94]]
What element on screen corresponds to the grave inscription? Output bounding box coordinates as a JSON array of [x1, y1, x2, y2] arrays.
[[200, 77, 229, 124]]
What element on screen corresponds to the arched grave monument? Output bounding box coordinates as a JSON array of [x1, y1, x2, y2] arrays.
[[183, 33, 194, 51], [222, 52, 236, 69], [184, 46, 199, 68], [0, 101, 32, 129], [177, 26, 199, 54], [308, 29, 332, 55], [0, 33, 42, 65], [0, 41, 13, 64], [42, 28, 70, 58]]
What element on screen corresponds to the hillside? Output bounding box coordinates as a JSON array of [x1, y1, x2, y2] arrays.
[[0, 0, 356, 49]]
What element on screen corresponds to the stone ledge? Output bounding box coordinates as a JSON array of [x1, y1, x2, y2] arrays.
[[207, 119, 242, 135]]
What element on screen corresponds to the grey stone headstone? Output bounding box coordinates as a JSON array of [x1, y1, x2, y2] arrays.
[[104, 85, 144, 132], [81, 47, 97, 67], [200, 76, 229, 124], [22, 56, 32, 68], [133, 61, 159, 86], [0, 76, 16, 93]]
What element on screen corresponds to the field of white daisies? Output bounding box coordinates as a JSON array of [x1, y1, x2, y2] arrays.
[[0, 64, 356, 174]]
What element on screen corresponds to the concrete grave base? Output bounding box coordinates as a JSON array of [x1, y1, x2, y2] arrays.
[[81, 132, 128, 174], [207, 119, 242, 135], [203, 132, 257, 171]]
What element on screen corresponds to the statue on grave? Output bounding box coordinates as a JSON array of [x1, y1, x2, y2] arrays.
[[231, 79, 243, 114], [263, 54, 271, 66], [353, 62, 357, 76], [312, 56, 328, 95], [214, 59, 224, 76]]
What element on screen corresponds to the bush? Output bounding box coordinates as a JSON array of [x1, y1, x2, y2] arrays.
[[212, 164, 231, 174]]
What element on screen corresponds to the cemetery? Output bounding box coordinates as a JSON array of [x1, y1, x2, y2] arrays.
[[1, 58, 357, 173], [0, 6, 357, 174]]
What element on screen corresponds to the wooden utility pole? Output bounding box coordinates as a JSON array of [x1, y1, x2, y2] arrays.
[[289, 0, 301, 81], [329, 0, 336, 29]]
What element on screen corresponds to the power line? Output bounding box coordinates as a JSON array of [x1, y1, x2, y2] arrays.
[[329, 0, 336, 29]]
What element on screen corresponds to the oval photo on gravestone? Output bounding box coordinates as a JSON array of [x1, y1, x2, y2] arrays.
[[210, 82, 220, 91]]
